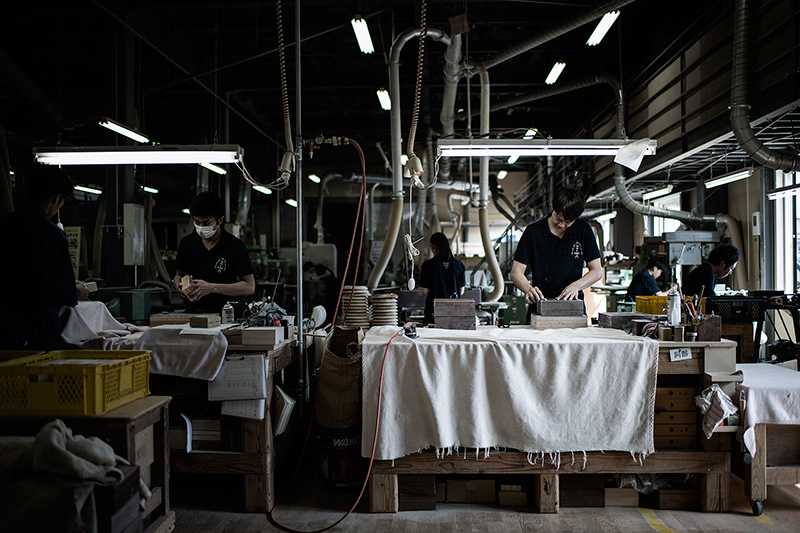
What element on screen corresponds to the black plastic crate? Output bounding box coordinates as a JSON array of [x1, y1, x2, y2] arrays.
[[703, 296, 766, 322]]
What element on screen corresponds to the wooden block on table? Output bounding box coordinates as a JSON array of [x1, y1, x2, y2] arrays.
[[149, 314, 191, 326], [605, 488, 639, 507], [537, 299, 584, 316], [631, 318, 653, 336], [598, 312, 653, 329], [531, 314, 588, 330], [696, 315, 721, 341], [435, 316, 477, 330], [190, 314, 221, 328], [434, 298, 476, 317], [242, 327, 285, 346]]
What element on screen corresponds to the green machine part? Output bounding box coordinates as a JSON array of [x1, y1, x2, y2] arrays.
[[500, 295, 528, 325]]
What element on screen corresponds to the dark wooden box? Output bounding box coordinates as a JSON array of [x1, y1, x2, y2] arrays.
[[398, 475, 436, 511]]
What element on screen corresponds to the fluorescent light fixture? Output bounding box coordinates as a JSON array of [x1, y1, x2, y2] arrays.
[[142, 186, 159, 194], [401, 154, 409, 165], [98, 117, 149, 144], [586, 11, 620, 46], [308, 174, 321, 183], [705, 168, 753, 188], [507, 154, 520, 164], [545, 62, 566, 85], [437, 138, 657, 158], [200, 162, 227, 175], [523, 129, 538, 139], [74, 185, 102, 195], [285, 198, 298, 207], [376, 89, 391, 111], [596, 211, 617, 222], [641, 185, 674, 201], [182, 208, 191, 214], [351, 17, 374, 54], [33, 144, 244, 166], [497, 170, 508, 180], [253, 185, 273, 195], [767, 184, 800, 200]]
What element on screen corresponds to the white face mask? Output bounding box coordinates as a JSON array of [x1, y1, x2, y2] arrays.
[[195, 223, 217, 239]]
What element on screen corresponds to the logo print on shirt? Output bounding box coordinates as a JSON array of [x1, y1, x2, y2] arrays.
[[571, 243, 583, 259], [215, 258, 227, 273]]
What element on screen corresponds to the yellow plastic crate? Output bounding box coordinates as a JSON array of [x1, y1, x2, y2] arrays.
[[636, 296, 706, 315], [0, 350, 150, 416]]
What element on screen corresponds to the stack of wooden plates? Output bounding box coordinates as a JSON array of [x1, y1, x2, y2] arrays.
[[340, 285, 371, 328], [371, 293, 399, 326]]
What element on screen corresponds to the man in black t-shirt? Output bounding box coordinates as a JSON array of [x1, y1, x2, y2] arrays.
[[419, 232, 466, 326], [682, 243, 740, 298], [173, 192, 255, 312], [510, 187, 602, 322], [625, 258, 673, 301]]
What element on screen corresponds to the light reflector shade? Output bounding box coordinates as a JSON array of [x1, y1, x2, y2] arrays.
[[586, 11, 620, 46], [545, 62, 566, 85], [437, 138, 657, 158], [33, 145, 243, 166], [351, 17, 374, 54], [98, 118, 149, 143], [705, 168, 752, 188], [376, 89, 391, 110]]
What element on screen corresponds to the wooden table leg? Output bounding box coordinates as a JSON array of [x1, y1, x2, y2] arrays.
[[534, 474, 559, 513], [243, 412, 275, 512], [370, 473, 399, 512], [748, 424, 768, 502]]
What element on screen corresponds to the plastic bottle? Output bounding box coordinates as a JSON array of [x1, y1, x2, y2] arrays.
[[222, 302, 235, 324], [668, 289, 681, 325]]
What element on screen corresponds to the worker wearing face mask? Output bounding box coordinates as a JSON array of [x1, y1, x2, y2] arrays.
[[173, 192, 255, 312]]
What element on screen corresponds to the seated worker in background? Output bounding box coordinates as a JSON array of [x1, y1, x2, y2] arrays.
[[625, 258, 675, 301], [682, 243, 740, 298], [304, 261, 339, 325], [173, 192, 255, 312], [419, 232, 465, 326], [509, 187, 602, 323], [0, 165, 90, 350]]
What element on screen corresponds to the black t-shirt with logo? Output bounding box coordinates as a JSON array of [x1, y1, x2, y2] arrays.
[[419, 254, 466, 325], [175, 229, 254, 311], [513, 215, 601, 300]]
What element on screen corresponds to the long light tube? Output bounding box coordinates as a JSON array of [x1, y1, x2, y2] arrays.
[[182, 208, 191, 214], [33, 145, 243, 166], [74, 185, 103, 195], [308, 174, 321, 183], [98, 118, 149, 144], [437, 138, 657, 158], [200, 162, 228, 175], [351, 17, 374, 54], [767, 184, 800, 200], [497, 170, 508, 180], [596, 211, 617, 221], [523, 129, 538, 139], [376, 89, 391, 110], [545, 62, 566, 85], [285, 198, 298, 207], [641, 186, 674, 201], [142, 186, 159, 194], [586, 11, 620, 46], [507, 154, 520, 164], [253, 186, 273, 195], [705, 168, 753, 188]]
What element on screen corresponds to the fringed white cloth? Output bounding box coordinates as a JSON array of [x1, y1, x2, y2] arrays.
[[362, 326, 658, 461]]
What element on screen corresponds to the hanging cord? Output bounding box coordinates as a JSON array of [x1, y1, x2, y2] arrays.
[[405, 0, 427, 159], [276, 0, 293, 153], [268, 330, 403, 533]]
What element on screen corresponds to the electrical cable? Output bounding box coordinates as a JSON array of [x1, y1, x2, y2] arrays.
[[405, 0, 427, 161], [276, 0, 293, 154], [268, 330, 403, 533]]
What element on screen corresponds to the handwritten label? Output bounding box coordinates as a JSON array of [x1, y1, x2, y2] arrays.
[[669, 348, 692, 362]]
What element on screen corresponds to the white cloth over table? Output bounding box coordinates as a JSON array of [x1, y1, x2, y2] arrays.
[[59, 301, 142, 343], [362, 326, 659, 461], [737, 363, 800, 457]]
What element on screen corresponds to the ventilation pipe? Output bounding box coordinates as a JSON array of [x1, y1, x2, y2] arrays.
[[731, 0, 800, 171], [447, 192, 471, 253], [470, 62, 505, 302], [313, 171, 344, 244], [233, 177, 251, 239], [367, 27, 451, 292], [437, 34, 463, 182]]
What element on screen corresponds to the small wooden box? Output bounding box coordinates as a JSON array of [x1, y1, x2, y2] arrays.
[[149, 314, 191, 326], [696, 315, 722, 342], [190, 314, 221, 328], [537, 299, 584, 316], [241, 327, 285, 346], [434, 299, 476, 330], [598, 312, 653, 330]]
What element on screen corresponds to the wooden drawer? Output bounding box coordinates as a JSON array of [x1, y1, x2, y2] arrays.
[[655, 388, 696, 411], [655, 435, 696, 449], [654, 424, 697, 436], [654, 411, 695, 424]]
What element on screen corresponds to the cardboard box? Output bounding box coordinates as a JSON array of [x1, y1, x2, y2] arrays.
[[208, 353, 268, 401]]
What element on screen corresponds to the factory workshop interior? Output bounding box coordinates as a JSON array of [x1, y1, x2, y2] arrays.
[[4, 0, 800, 531]]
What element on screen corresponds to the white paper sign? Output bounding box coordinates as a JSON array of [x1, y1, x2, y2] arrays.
[[669, 348, 692, 362]]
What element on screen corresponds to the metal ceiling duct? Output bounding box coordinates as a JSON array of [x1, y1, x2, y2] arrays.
[[730, 0, 800, 171]]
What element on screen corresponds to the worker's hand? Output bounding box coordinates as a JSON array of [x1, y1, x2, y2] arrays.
[[188, 279, 216, 301], [524, 286, 545, 304], [76, 281, 90, 301], [556, 282, 582, 300]]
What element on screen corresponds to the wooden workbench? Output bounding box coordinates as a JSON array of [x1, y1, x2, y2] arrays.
[[368, 338, 738, 513], [170, 338, 296, 512]]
